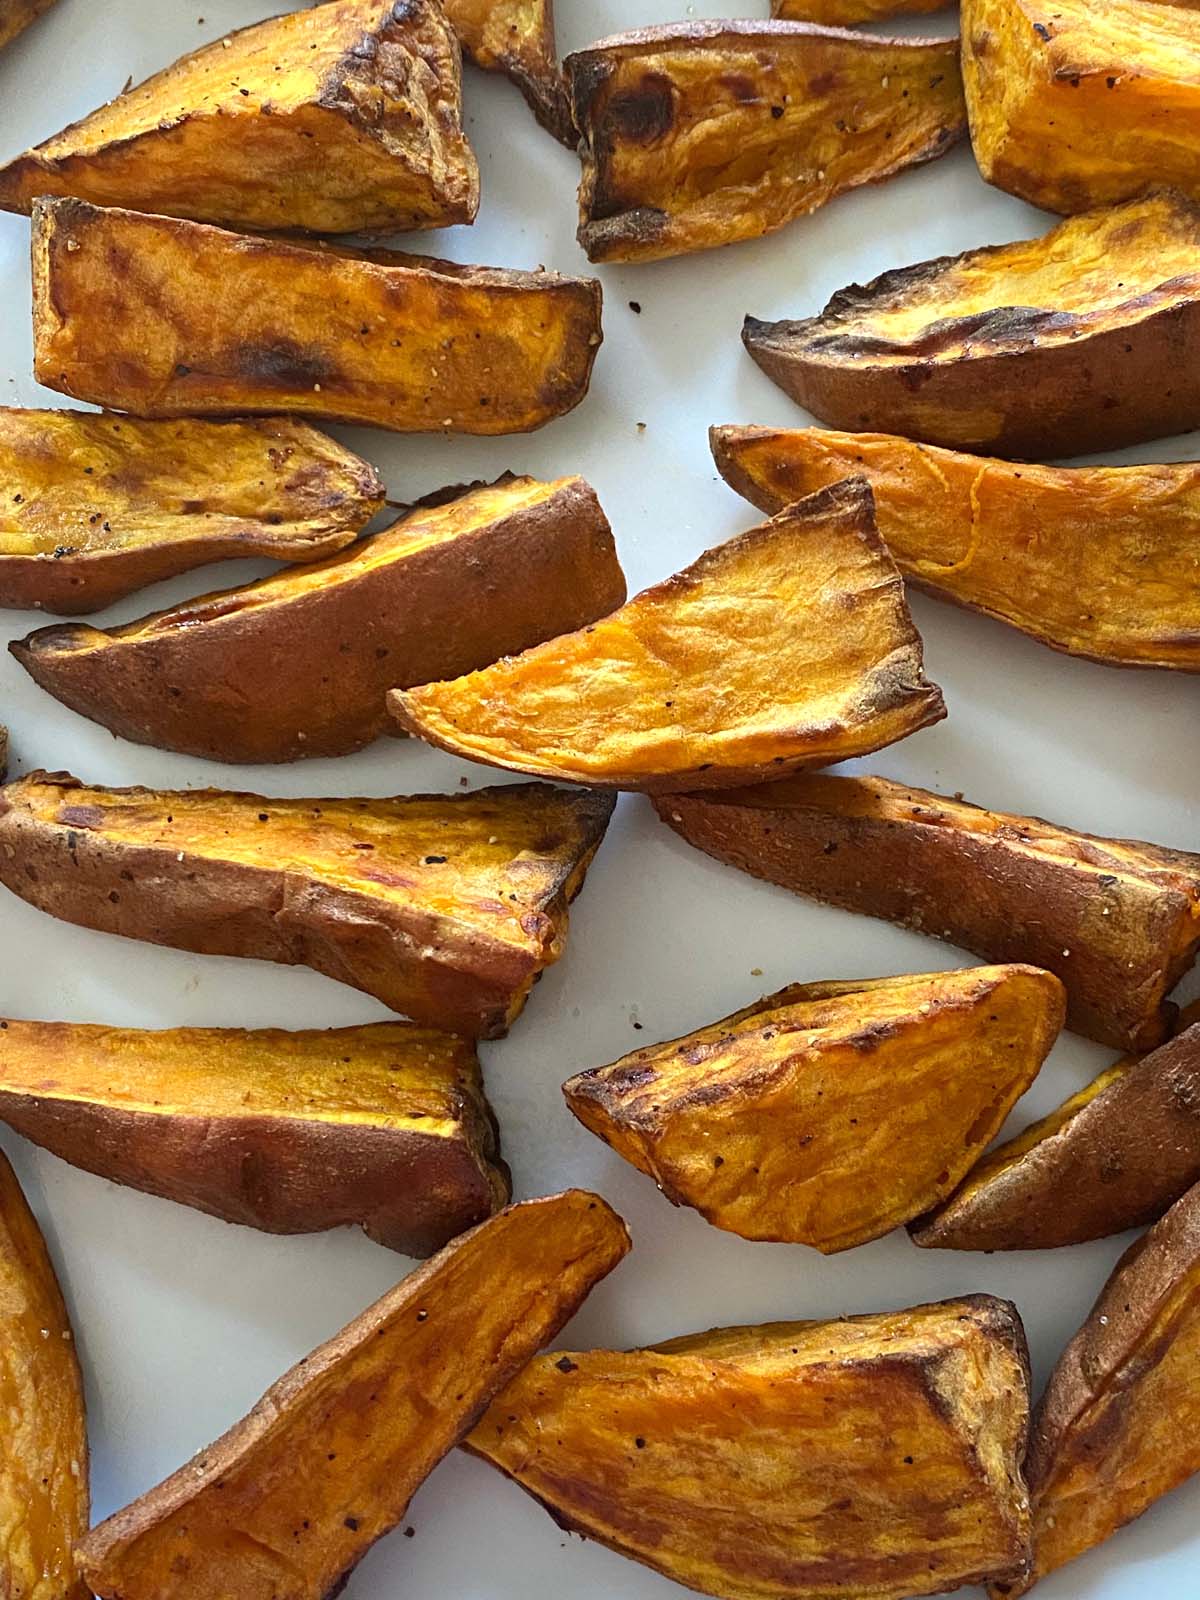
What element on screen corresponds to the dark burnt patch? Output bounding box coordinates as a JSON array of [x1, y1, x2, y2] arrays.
[[719, 72, 758, 104], [56, 804, 106, 829], [230, 340, 338, 391], [603, 73, 675, 145]]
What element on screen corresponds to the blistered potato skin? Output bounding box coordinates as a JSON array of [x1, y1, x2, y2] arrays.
[[568, 21, 965, 263], [0, 0, 477, 233], [78, 1190, 630, 1600], [468, 1296, 1032, 1600], [654, 774, 1200, 1051], [12, 476, 625, 763], [0, 1018, 510, 1255], [0, 1147, 89, 1600], [772, 0, 945, 23], [914, 1020, 1200, 1252], [742, 192, 1200, 458], [0, 411, 382, 614], [711, 425, 1200, 671], [33, 199, 603, 435], [964, 0, 1200, 214], [992, 1182, 1200, 1595], [391, 480, 944, 790], [0, 0, 56, 49], [445, 0, 573, 143], [0, 773, 615, 1038], [565, 965, 1064, 1252]]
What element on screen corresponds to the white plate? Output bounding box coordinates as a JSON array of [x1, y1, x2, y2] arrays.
[[0, 3, 1196, 1596]]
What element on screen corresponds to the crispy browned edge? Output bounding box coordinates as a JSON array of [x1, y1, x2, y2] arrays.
[[451, 1, 574, 145], [76, 1189, 631, 1597], [741, 192, 1200, 458]]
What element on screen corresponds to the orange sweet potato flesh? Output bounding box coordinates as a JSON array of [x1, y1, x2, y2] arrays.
[[913, 1018, 1200, 1252], [0, 773, 615, 1038], [390, 480, 944, 791], [0, 0, 56, 49], [653, 773, 1200, 1051], [0, 1017, 509, 1256], [0, 1147, 89, 1600], [565, 965, 1064, 1252], [0, 0, 477, 233], [467, 1296, 1033, 1600], [567, 21, 965, 263], [77, 1189, 630, 1600], [964, 0, 1200, 215], [742, 191, 1200, 458], [444, 0, 573, 144], [12, 475, 625, 763], [772, 0, 945, 24], [991, 1180, 1200, 1595], [0, 410, 382, 615], [711, 425, 1200, 671], [32, 198, 603, 435]]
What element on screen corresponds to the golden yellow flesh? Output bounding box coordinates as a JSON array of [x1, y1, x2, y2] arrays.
[[468, 1299, 1032, 1600], [443, 0, 571, 141], [391, 482, 943, 789], [712, 426, 1200, 669]]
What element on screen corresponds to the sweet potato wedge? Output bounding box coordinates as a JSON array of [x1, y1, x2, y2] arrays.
[[390, 480, 944, 790], [0, 1017, 509, 1255], [32, 199, 603, 435], [772, 0, 945, 23], [0, 773, 614, 1038], [992, 1181, 1200, 1594], [0, 0, 477, 233], [653, 774, 1200, 1051], [963, 0, 1200, 215], [566, 21, 965, 263], [12, 475, 625, 763], [445, 0, 573, 144], [565, 965, 1064, 1252], [0, 1147, 88, 1600], [742, 191, 1200, 458], [0, 0, 56, 50], [467, 1295, 1032, 1600], [77, 1189, 630, 1600], [0, 410, 382, 615], [711, 425, 1200, 671], [913, 1019, 1200, 1252]]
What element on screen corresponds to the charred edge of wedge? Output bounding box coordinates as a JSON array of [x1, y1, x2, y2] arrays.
[[449, 0, 574, 145]]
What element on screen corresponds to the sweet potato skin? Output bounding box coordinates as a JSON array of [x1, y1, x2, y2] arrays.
[[391, 480, 944, 790], [77, 1190, 630, 1600], [444, 0, 573, 143], [913, 1021, 1200, 1252], [12, 475, 625, 763], [0, 1147, 89, 1600], [0, 773, 615, 1038], [742, 192, 1200, 458], [32, 199, 603, 435], [964, 0, 1200, 215], [0, 411, 382, 614], [653, 774, 1200, 1051], [772, 0, 945, 23], [0, 0, 56, 50], [568, 21, 965, 262], [468, 1296, 1032, 1600], [565, 966, 1064, 1251], [992, 1182, 1200, 1595], [0, 1018, 510, 1256], [0, 0, 478, 233]]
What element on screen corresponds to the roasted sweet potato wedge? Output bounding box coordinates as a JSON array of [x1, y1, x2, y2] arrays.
[[654, 774, 1200, 1051], [12, 475, 625, 763], [743, 191, 1200, 458], [772, 0, 946, 24], [0, 773, 614, 1038], [445, 0, 573, 144], [77, 1189, 629, 1600], [0, 0, 56, 50], [0, 1147, 88, 1600], [963, 0, 1200, 215], [992, 1181, 1200, 1594], [32, 199, 603, 435], [0, 1017, 509, 1256], [913, 1019, 1200, 1252], [468, 1295, 1032, 1600], [711, 425, 1200, 671], [391, 481, 944, 790], [567, 21, 965, 263], [0, 0, 477, 233], [0, 410, 382, 615], [565, 965, 1064, 1252]]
